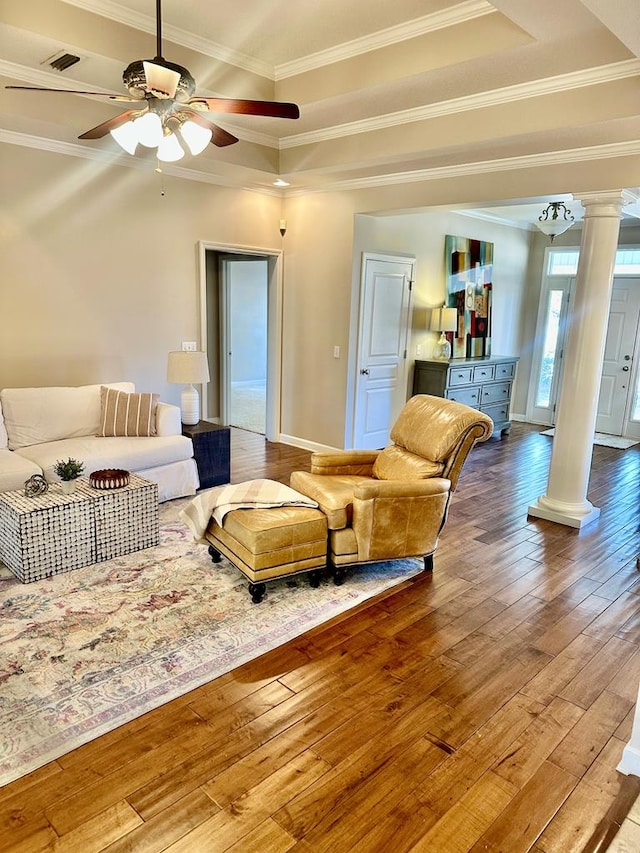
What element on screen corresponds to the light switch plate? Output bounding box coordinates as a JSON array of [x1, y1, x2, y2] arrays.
[[182, 341, 197, 352]]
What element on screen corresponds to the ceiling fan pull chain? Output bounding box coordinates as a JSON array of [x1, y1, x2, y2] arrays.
[[155, 161, 166, 196]]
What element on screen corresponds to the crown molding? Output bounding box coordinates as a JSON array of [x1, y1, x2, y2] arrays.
[[456, 209, 535, 231], [4, 129, 639, 199], [0, 128, 280, 194], [59, 0, 273, 78], [286, 139, 640, 195], [274, 0, 493, 80], [280, 59, 640, 148]]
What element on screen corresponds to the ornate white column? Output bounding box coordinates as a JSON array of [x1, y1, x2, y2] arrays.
[[528, 190, 632, 528]]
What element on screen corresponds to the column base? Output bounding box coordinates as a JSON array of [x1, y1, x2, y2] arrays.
[[527, 496, 600, 529]]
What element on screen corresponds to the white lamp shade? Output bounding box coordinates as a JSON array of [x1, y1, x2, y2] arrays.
[[110, 121, 138, 155], [167, 350, 210, 384], [157, 132, 185, 162], [180, 120, 212, 155], [536, 220, 574, 239], [134, 112, 164, 147], [430, 307, 457, 333]]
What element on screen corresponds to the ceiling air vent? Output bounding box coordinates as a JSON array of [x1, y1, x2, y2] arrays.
[[45, 52, 81, 72]]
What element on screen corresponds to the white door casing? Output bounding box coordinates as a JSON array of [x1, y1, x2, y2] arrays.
[[353, 254, 414, 449], [198, 241, 283, 442]]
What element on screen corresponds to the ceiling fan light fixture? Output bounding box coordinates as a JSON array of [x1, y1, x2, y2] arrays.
[[142, 60, 180, 98], [134, 111, 164, 147], [179, 119, 212, 155], [110, 121, 138, 155], [157, 131, 185, 162]]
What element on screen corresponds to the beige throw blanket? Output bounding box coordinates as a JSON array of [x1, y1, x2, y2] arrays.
[[179, 478, 319, 543]]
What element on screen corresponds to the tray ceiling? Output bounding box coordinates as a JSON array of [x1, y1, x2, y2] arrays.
[[2, 0, 640, 223]]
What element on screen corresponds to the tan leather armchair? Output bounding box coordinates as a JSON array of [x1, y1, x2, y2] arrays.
[[290, 394, 494, 583]]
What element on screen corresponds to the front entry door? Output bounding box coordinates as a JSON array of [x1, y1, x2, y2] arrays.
[[353, 254, 414, 449], [596, 278, 640, 435]]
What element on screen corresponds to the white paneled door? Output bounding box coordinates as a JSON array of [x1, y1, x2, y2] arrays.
[[596, 279, 640, 437], [353, 254, 414, 449]]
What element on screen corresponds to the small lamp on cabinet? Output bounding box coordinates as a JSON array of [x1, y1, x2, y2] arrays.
[[167, 350, 210, 425], [430, 307, 457, 360]]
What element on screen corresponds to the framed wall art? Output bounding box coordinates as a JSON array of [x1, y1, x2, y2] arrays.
[[444, 235, 493, 358]]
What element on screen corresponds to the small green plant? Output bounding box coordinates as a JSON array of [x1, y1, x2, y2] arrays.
[[53, 457, 85, 481]]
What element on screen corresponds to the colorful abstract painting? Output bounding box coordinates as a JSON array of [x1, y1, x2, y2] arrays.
[[445, 235, 493, 358]]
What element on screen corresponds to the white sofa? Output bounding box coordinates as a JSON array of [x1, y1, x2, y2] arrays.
[[0, 382, 199, 502]]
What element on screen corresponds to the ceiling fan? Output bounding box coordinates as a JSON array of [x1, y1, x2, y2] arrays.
[[6, 0, 300, 161]]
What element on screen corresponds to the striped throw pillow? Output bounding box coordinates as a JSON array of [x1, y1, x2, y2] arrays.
[[98, 387, 158, 437]]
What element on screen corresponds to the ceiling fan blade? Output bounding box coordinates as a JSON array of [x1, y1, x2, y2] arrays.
[[187, 97, 300, 120], [181, 109, 238, 147], [78, 109, 141, 140], [5, 85, 139, 101]]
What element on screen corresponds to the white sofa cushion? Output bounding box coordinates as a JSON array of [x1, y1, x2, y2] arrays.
[[0, 449, 42, 492], [16, 435, 195, 482], [1, 382, 134, 450], [0, 404, 8, 449]]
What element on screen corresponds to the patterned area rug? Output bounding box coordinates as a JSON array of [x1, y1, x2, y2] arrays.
[[0, 498, 422, 788]]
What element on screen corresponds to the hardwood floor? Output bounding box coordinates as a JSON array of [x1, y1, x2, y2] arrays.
[[2, 423, 639, 852]]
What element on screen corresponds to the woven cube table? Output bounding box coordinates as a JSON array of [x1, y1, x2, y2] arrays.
[[0, 474, 159, 583], [204, 505, 328, 603]]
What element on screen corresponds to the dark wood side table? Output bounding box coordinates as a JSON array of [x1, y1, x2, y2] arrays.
[[181, 421, 230, 489]]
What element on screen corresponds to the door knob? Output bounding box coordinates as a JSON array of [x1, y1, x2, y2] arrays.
[[360, 368, 370, 375], [622, 365, 630, 372], [624, 354, 631, 361]]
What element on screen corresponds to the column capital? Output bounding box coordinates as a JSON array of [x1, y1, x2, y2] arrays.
[[576, 188, 639, 215]]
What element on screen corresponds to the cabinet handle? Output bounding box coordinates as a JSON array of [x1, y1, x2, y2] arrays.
[[360, 368, 370, 375], [502, 388, 508, 394]]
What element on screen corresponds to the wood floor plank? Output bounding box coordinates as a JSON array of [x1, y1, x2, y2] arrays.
[[521, 633, 605, 706], [469, 761, 577, 853], [3, 425, 638, 853], [46, 800, 142, 852], [102, 789, 220, 853], [169, 752, 331, 852], [558, 636, 637, 710], [491, 696, 583, 789], [407, 771, 516, 853]]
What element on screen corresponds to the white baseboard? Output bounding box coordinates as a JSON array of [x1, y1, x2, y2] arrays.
[[618, 744, 640, 777], [278, 433, 339, 453]]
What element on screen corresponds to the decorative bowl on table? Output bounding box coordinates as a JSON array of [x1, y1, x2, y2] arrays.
[[89, 469, 130, 490]]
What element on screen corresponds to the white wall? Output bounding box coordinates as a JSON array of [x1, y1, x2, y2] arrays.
[[5, 141, 639, 451], [0, 145, 282, 409]]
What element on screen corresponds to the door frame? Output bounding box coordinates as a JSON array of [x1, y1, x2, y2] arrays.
[[526, 246, 640, 436], [198, 241, 283, 442], [349, 252, 415, 448]]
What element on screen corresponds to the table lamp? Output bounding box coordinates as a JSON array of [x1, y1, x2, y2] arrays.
[[167, 350, 210, 425], [430, 307, 457, 360]]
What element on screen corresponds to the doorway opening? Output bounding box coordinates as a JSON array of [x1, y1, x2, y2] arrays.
[[198, 242, 283, 442]]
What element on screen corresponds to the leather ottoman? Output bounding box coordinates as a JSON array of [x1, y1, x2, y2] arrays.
[[204, 505, 328, 603]]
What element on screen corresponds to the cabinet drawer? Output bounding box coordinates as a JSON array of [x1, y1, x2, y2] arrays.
[[446, 387, 480, 406], [481, 402, 510, 424], [495, 361, 516, 380], [481, 382, 511, 404], [448, 367, 474, 386], [473, 364, 495, 383]]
